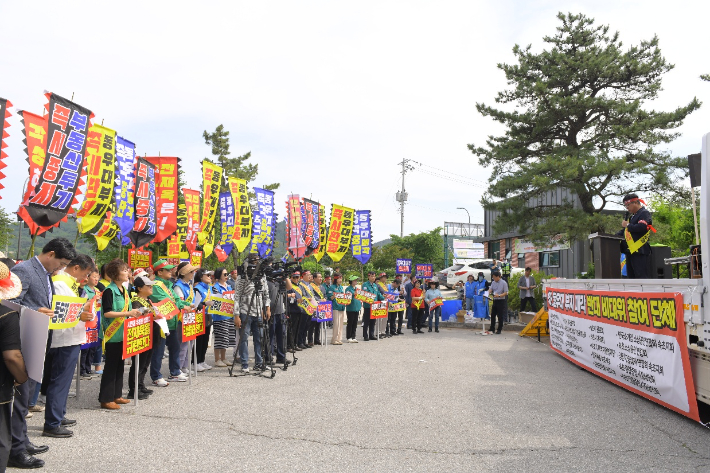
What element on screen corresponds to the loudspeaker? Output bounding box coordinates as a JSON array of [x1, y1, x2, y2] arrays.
[[650, 246, 672, 279]]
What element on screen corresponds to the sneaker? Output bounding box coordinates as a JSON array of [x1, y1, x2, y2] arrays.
[[352, 338, 358, 343], [199, 362, 212, 370], [80, 374, 92, 380], [241, 367, 250, 373], [42, 426, 73, 438], [196, 364, 207, 372], [214, 360, 227, 367], [254, 364, 271, 371], [169, 373, 188, 382], [152, 378, 169, 387], [94, 370, 103, 375], [25, 411, 33, 419], [28, 405, 45, 413]]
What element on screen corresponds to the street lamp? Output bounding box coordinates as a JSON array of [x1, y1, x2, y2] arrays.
[[456, 207, 470, 224]]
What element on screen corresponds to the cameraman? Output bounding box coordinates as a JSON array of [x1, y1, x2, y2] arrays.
[[233, 255, 271, 372], [266, 259, 292, 365]]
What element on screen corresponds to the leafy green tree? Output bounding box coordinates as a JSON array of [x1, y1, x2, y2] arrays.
[[370, 244, 413, 276], [469, 12, 701, 243], [203, 125, 280, 266], [389, 227, 444, 270], [0, 206, 15, 255], [701, 74, 709, 82]]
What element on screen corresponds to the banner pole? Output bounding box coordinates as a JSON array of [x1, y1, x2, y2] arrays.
[[27, 227, 39, 259], [134, 355, 139, 406], [75, 352, 80, 398], [193, 339, 198, 379]]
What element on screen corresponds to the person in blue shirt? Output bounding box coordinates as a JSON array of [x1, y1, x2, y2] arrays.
[[464, 274, 477, 311]]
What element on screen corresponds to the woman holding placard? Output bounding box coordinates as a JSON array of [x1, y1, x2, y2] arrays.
[[99, 259, 143, 410], [326, 272, 346, 345], [211, 268, 235, 367], [193, 269, 213, 372], [344, 276, 361, 343], [409, 280, 425, 334], [424, 280, 442, 333]]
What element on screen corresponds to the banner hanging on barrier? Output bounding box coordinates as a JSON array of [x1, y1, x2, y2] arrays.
[[546, 287, 699, 422]]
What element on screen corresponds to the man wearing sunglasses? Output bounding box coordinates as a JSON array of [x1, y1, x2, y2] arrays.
[[618, 193, 655, 279]]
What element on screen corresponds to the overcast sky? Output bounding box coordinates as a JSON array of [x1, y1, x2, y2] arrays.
[[1, 0, 708, 242]]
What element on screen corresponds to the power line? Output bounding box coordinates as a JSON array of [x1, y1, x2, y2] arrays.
[[409, 159, 489, 186]]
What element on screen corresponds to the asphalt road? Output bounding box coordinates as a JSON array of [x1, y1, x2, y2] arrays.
[[16, 328, 710, 472]]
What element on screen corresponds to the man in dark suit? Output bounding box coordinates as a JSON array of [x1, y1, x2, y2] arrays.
[[8, 238, 76, 470]]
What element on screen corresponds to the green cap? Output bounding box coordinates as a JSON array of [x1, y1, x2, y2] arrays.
[[153, 259, 176, 271], [349, 275, 359, 282]]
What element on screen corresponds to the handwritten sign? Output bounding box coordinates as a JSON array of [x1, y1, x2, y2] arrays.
[[50, 295, 86, 329], [151, 297, 180, 320], [122, 315, 153, 359], [334, 292, 352, 306], [370, 301, 388, 319], [182, 309, 205, 342], [355, 288, 376, 305]]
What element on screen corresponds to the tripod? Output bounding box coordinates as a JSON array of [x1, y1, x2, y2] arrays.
[[228, 274, 275, 378]]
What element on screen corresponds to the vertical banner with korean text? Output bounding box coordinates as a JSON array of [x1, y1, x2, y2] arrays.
[[286, 194, 305, 260], [326, 204, 355, 263], [0, 98, 12, 198], [197, 160, 222, 257], [128, 158, 157, 248], [301, 198, 320, 250], [249, 187, 276, 258], [17, 110, 56, 235], [547, 287, 699, 422], [314, 206, 327, 262], [183, 188, 201, 254], [228, 177, 251, 253], [145, 156, 179, 243], [27, 93, 93, 227], [351, 210, 371, 264], [114, 137, 136, 245], [77, 124, 116, 233], [214, 192, 235, 262]]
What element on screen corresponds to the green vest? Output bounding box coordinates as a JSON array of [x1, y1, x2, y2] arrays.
[[102, 282, 130, 343]]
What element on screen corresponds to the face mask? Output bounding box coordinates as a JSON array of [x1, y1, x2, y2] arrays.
[[478, 276, 484, 282]]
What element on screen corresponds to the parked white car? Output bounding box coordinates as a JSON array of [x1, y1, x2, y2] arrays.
[[444, 259, 524, 288]]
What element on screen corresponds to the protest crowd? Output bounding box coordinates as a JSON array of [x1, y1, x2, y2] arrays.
[[0, 237, 502, 470]]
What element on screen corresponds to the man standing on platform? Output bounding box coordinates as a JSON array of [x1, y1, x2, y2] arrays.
[[618, 193, 655, 279]]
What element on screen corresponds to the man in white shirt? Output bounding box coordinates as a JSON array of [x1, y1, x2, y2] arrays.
[[42, 254, 95, 438]]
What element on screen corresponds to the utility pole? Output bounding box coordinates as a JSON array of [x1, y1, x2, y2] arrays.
[[396, 159, 414, 237]]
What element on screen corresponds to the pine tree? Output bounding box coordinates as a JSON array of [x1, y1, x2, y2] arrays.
[[469, 12, 701, 242]]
